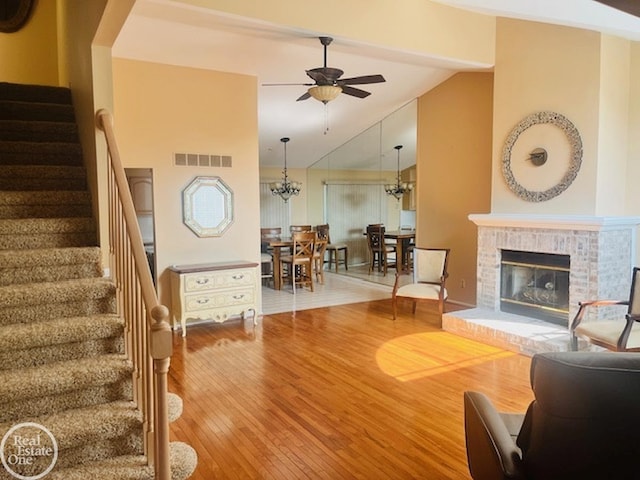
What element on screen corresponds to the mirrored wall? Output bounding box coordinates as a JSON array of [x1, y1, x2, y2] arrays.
[[307, 100, 417, 268]]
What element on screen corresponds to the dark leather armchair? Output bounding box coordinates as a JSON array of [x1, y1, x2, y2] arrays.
[[464, 351, 640, 480]]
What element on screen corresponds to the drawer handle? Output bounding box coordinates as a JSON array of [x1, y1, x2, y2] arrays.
[[196, 298, 210, 305], [232, 294, 246, 300], [232, 274, 245, 280], [196, 278, 210, 285]]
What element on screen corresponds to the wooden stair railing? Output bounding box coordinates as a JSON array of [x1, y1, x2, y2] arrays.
[[96, 109, 172, 480]]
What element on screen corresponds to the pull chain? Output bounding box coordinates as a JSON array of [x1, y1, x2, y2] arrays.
[[323, 102, 330, 135]]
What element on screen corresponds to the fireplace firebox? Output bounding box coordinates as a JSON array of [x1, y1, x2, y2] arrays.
[[500, 250, 570, 326]]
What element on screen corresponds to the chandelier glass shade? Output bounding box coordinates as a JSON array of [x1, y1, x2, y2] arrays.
[[384, 145, 414, 200], [308, 85, 342, 103], [270, 137, 301, 202]]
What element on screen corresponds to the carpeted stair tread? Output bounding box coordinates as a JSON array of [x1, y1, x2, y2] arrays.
[[0, 190, 90, 206], [0, 354, 131, 405], [44, 441, 198, 480], [0, 140, 82, 155], [0, 401, 144, 476], [0, 164, 86, 179], [0, 82, 72, 104], [168, 392, 184, 423], [0, 119, 78, 143], [6, 401, 142, 450], [0, 191, 92, 219], [0, 247, 102, 286], [0, 100, 75, 123], [0, 165, 87, 190], [0, 314, 123, 352], [0, 277, 114, 309], [0, 246, 100, 268], [0, 216, 95, 234]]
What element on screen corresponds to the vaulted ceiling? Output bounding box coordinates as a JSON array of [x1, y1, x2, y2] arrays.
[[113, 0, 640, 169]]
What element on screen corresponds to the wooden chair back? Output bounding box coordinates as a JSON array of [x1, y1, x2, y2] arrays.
[[290, 225, 312, 234]]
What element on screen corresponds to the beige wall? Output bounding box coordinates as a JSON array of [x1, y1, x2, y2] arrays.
[[417, 72, 494, 306], [0, 0, 59, 85], [174, 0, 496, 68], [596, 34, 630, 215], [628, 43, 640, 217], [112, 59, 261, 312], [492, 19, 606, 214]]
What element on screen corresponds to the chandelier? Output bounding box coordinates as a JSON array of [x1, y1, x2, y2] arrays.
[[270, 137, 301, 202], [384, 145, 413, 200]]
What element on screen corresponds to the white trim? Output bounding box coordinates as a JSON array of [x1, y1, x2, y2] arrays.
[[469, 213, 640, 231]]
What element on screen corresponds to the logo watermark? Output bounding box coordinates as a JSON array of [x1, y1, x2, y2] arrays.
[[0, 422, 58, 480]]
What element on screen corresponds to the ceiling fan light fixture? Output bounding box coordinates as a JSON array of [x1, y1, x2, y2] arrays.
[[308, 85, 342, 103]]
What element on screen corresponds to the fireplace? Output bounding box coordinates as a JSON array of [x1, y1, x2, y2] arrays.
[[469, 214, 640, 327], [500, 250, 569, 325]]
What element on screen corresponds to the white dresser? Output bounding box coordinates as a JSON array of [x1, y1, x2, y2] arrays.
[[169, 261, 259, 337]]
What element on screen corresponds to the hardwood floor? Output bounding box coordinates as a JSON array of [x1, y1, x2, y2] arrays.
[[168, 299, 534, 479]]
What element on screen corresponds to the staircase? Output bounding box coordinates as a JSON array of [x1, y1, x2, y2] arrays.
[[0, 82, 196, 479]]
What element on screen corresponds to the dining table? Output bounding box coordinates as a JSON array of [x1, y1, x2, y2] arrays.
[[383, 230, 415, 272]]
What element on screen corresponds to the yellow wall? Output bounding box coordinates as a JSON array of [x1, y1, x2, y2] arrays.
[[417, 72, 494, 306], [596, 34, 630, 215], [174, 0, 496, 68], [628, 43, 640, 217], [0, 0, 59, 85], [492, 19, 603, 214], [112, 59, 261, 313]]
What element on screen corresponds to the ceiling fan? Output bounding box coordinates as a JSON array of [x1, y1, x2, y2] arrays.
[[263, 36, 386, 104]]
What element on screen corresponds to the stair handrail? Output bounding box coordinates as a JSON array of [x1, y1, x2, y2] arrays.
[[96, 109, 172, 480]]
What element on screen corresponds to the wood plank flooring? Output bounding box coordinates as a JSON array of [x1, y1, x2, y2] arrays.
[[168, 299, 534, 479]]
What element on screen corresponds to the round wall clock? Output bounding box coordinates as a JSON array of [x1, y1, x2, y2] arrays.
[[501, 111, 583, 202]]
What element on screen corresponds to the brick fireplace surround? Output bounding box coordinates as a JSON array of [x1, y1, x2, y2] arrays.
[[443, 214, 640, 355]]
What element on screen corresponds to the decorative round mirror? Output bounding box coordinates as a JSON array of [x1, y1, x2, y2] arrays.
[[182, 176, 234, 237], [0, 0, 34, 33]]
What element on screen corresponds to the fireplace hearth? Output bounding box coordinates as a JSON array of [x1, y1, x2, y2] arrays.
[[500, 250, 569, 326]]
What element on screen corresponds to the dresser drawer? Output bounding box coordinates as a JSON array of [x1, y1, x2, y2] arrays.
[[184, 288, 255, 313], [184, 268, 255, 292]]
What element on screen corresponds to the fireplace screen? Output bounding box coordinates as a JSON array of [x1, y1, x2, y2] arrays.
[[500, 250, 570, 325]]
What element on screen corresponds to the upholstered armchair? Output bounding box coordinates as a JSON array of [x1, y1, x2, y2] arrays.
[[392, 247, 449, 320], [464, 351, 640, 480], [570, 266, 640, 351]]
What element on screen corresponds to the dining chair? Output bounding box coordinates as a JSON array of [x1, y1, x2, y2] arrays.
[[570, 266, 640, 351], [289, 225, 312, 233], [366, 224, 396, 276], [260, 227, 282, 286], [316, 224, 348, 272], [313, 237, 328, 284], [392, 247, 450, 321], [279, 231, 316, 293]]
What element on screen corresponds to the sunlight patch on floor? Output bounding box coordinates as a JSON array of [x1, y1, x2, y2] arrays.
[[376, 331, 516, 381]]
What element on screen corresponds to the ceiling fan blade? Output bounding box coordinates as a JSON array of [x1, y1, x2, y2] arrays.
[[262, 82, 314, 86], [296, 91, 311, 101], [338, 74, 386, 86], [341, 86, 371, 99]]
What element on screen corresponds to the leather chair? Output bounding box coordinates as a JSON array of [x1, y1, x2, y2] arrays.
[[464, 351, 640, 480]]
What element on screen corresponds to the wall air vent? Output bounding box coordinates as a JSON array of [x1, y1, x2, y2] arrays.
[[174, 153, 232, 168]]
